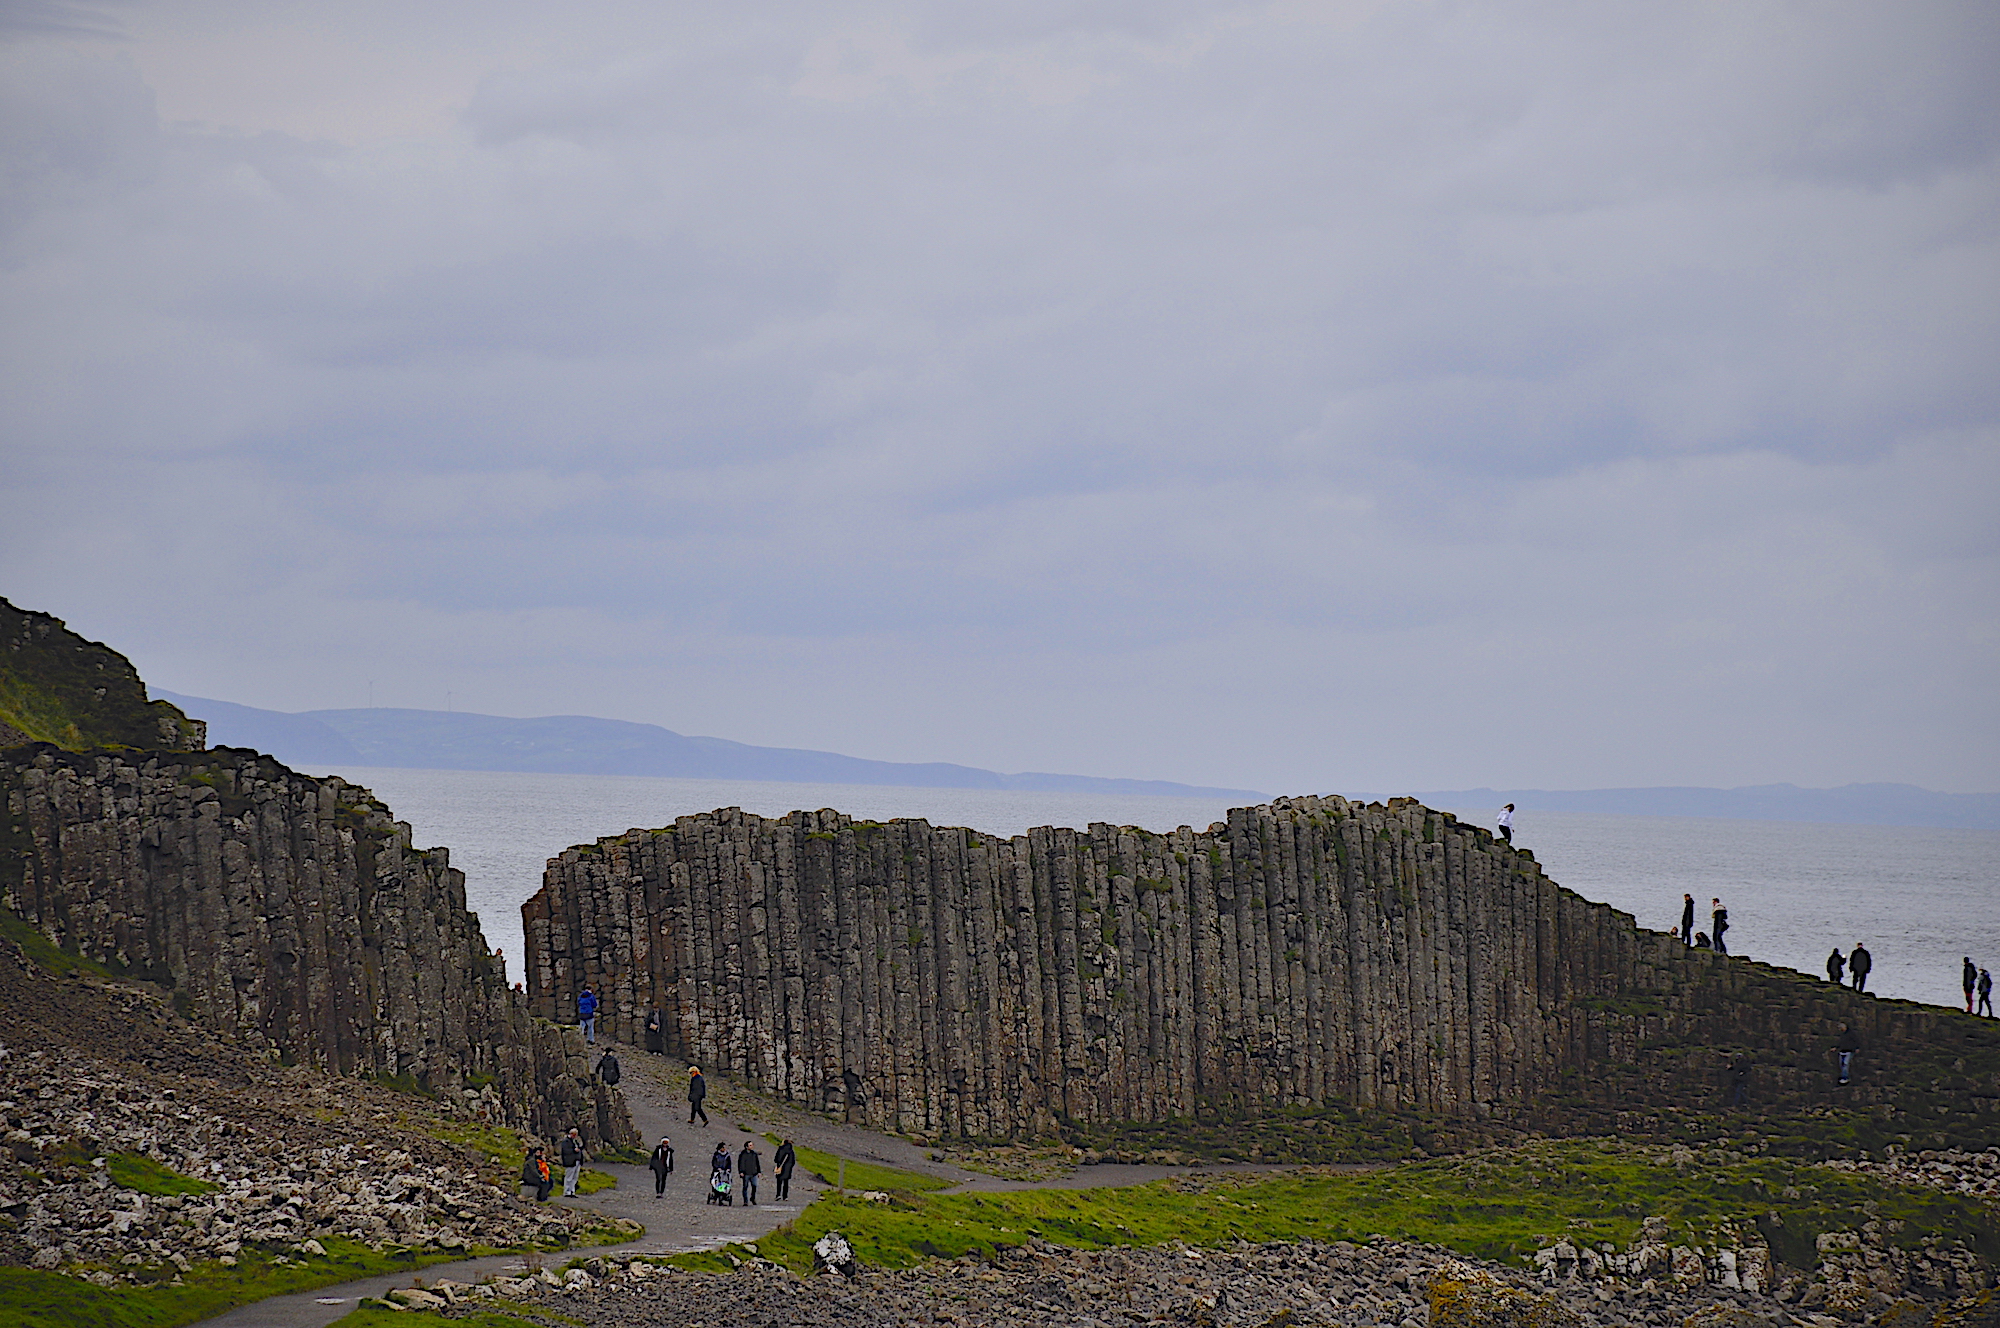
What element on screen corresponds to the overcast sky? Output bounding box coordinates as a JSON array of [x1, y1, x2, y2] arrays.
[[3, 0, 1996, 796]]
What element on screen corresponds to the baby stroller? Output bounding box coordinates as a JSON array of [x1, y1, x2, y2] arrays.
[[706, 1168, 733, 1205]]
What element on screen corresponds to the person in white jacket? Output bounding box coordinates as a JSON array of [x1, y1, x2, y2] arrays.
[[1497, 804, 1515, 845]]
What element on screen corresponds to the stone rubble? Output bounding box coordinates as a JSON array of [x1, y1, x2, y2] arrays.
[[376, 1237, 1997, 1328], [0, 1044, 632, 1282]]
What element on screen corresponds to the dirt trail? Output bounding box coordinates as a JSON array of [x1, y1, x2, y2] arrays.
[[193, 1035, 1330, 1328]]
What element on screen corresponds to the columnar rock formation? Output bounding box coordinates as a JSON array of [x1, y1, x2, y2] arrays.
[[1, 744, 633, 1146], [525, 799, 2000, 1139]]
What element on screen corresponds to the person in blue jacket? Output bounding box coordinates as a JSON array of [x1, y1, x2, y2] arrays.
[[578, 986, 599, 1043]]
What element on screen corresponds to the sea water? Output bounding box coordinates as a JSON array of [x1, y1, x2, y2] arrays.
[[326, 767, 2000, 1014]]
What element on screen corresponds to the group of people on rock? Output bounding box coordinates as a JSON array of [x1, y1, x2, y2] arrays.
[[1824, 943, 1873, 991], [519, 1127, 592, 1202], [1963, 956, 1995, 1016], [1677, 893, 1733, 954]]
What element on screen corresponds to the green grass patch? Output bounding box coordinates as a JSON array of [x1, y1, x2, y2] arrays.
[[0, 905, 123, 981], [575, 1168, 617, 1195], [329, 1308, 549, 1328], [103, 1153, 215, 1197], [0, 1236, 508, 1328], [675, 1137, 2000, 1278], [760, 1136, 948, 1193]]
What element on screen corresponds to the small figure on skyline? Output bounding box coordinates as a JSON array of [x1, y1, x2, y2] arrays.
[[1681, 894, 1695, 946], [1711, 898, 1729, 956], [1498, 804, 1515, 845], [1826, 947, 1845, 984], [578, 985, 599, 1044], [648, 1136, 674, 1197], [1850, 942, 1872, 992], [688, 1065, 710, 1126], [1965, 957, 1980, 1014], [1980, 969, 1994, 1018]]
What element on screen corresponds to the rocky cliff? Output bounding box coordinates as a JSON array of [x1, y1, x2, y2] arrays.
[[523, 798, 2000, 1142], [0, 596, 633, 1148]]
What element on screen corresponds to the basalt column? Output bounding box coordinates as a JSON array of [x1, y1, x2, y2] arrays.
[[524, 796, 2000, 1139]]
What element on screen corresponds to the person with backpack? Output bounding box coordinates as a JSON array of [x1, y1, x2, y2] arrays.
[[688, 1066, 709, 1125], [560, 1127, 588, 1197], [596, 1049, 621, 1086], [648, 1137, 675, 1197], [1849, 942, 1872, 992], [522, 1146, 552, 1202], [773, 1138, 796, 1201], [578, 986, 599, 1044]]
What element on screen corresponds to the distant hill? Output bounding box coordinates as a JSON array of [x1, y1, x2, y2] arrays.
[[1412, 784, 2000, 831], [154, 691, 1263, 799]]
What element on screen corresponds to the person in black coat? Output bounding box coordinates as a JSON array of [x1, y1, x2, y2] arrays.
[[1710, 898, 1729, 955], [644, 1009, 665, 1054], [1849, 943, 1872, 992], [772, 1139, 796, 1201], [1826, 948, 1845, 984], [596, 1050, 621, 1086], [648, 1137, 674, 1197], [707, 1141, 733, 1205], [1835, 1024, 1860, 1084], [737, 1139, 763, 1205], [688, 1066, 709, 1126], [1680, 894, 1695, 946], [1966, 957, 1980, 1014], [560, 1128, 588, 1197], [522, 1146, 552, 1202]]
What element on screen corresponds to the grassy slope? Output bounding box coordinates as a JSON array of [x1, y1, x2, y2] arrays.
[[679, 1138, 2000, 1278], [0, 1239, 508, 1328], [0, 599, 201, 751]]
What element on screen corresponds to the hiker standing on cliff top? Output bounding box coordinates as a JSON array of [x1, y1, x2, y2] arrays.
[[688, 1066, 710, 1126], [1826, 947, 1846, 984], [1965, 957, 1980, 1013], [1710, 898, 1729, 955], [1980, 969, 1994, 1017], [578, 985, 599, 1044], [1850, 942, 1873, 992], [1497, 803, 1515, 845], [1680, 894, 1695, 946]]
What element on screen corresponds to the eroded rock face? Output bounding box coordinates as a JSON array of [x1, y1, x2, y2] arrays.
[[523, 798, 2000, 1139], [1, 746, 634, 1148]]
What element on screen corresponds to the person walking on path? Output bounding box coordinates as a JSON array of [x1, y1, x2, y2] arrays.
[[1850, 942, 1872, 992], [1710, 899, 1729, 956], [1680, 894, 1695, 946], [595, 1049, 621, 1086], [1980, 968, 1994, 1017], [522, 1146, 552, 1202], [1835, 1024, 1860, 1085], [707, 1141, 733, 1206], [1826, 947, 1846, 984], [688, 1066, 710, 1126], [1497, 804, 1515, 845], [644, 1009, 665, 1054], [560, 1128, 588, 1197], [578, 986, 599, 1044], [773, 1139, 796, 1201], [1965, 957, 1980, 1014], [737, 1138, 762, 1206], [648, 1137, 674, 1197]]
